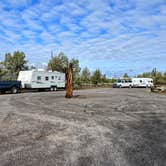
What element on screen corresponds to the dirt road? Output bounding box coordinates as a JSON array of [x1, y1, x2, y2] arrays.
[[0, 88, 166, 166]]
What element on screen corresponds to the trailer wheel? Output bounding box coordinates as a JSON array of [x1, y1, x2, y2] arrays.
[[11, 87, 18, 94], [54, 86, 57, 91], [50, 87, 54, 91]]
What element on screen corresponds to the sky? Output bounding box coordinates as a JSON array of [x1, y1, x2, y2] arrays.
[[0, 0, 165, 77]]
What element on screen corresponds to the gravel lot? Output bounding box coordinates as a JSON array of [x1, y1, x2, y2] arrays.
[[0, 88, 166, 166]]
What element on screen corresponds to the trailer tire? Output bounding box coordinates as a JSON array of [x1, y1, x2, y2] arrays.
[[11, 87, 18, 94], [50, 86, 57, 92], [54, 86, 57, 91], [50, 87, 54, 91]]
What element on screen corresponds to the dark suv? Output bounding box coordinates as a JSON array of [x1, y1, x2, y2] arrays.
[[0, 81, 22, 94]]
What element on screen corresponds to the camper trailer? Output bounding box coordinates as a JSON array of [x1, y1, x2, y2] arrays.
[[132, 78, 153, 88], [113, 78, 153, 88], [17, 70, 65, 91]]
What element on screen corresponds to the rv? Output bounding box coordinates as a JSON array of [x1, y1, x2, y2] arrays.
[[113, 78, 153, 88], [17, 70, 65, 91], [132, 78, 153, 88]]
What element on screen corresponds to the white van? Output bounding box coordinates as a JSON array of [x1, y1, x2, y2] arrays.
[[113, 79, 133, 88], [17, 70, 65, 91]]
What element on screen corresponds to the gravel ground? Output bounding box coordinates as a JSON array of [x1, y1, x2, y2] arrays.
[[0, 88, 166, 166]]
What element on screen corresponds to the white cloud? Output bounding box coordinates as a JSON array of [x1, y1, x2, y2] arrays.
[[5, 0, 30, 8], [0, 0, 165, 76]]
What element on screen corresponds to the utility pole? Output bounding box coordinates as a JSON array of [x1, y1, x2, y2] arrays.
[[51, 50, 53, 58], [65, 63, 73, 98]]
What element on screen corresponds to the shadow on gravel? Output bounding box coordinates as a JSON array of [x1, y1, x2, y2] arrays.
[[0, 89, 65, 95], [72, 95, 102, 99], [111, 114, 166, 166]]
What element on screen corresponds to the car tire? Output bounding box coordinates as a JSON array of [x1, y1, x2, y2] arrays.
[[1, 90, 6, 94], [11, 87, 18, 94]]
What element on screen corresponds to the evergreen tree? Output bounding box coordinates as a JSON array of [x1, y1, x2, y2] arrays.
[[81, 67, 91, 83], [91, 69, 102, 85]]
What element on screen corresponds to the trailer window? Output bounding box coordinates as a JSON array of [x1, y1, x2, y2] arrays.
[[45, 76, 49, 81], [140, 80, 142, 83], [51, 76, 54, 80], [37, 76, 41, 80], [58, 77, 61, 80]]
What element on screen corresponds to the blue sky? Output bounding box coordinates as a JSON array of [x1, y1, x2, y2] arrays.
[[0, 0, 165, 77]]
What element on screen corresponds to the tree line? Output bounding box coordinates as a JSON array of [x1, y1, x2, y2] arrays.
[[122, 69, 166, 85], [0, 51, 110, 86], [0, 51, 166, 85], [137, 68, 166, 85], [0, 51, 28, 80], [47, 52, 110, 86]]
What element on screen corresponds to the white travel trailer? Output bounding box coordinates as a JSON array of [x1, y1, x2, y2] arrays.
[[132, 78, 153, 88], [17, 70, 65, 91], [113, 78, 154, 88]]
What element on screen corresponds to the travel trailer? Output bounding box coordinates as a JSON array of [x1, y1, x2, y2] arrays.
[[113, 78, 153, 88], [17, 70, 65, 91], [132, 78, 153, 88]]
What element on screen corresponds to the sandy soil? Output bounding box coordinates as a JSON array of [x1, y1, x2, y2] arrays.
[[0, 88, 166, 166]]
